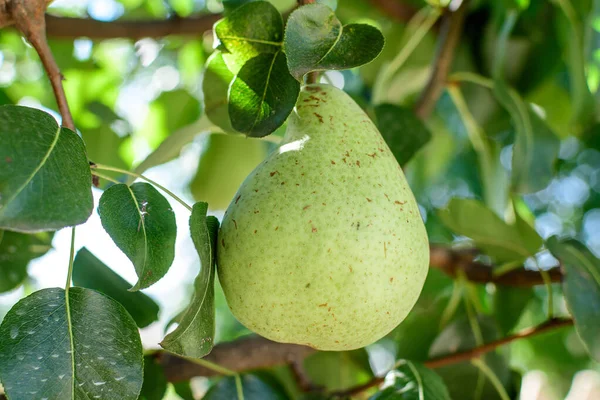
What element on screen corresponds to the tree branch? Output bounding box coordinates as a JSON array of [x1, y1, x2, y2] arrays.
[[332, 318, 574, 397], [414, 0, 469, 119], [430, 245, 563, 287]]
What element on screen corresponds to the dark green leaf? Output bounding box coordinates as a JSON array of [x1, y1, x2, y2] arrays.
[[369, 360, 451, 400], [191, 133, 269, 210], [493, 287, 534, 335], [214, 1, 283, 73], [546, 237, 600, 361], [173, 381, 195, 400], [304, 350, 372, 391], [438, 198, 542, 263], [283, 4, 384, 80], [203, 52, 236, 132], [0, 230, 53, 293], [374, 104, 431, 166], [98, 182, 177, 290], [429, 317, 511, 400], [139, 355, 168, 400], [0, 106, 93, 232], [0, 287, 143, 400], [492, 82, 559, 194], [204, 374, 288, 400], [229, 51, 300, 137], [160, 202, 219, 358], [73, 247, 160, 328]]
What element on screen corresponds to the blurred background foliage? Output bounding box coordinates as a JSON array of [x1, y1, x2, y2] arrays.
[[1, 0, 600, 399]]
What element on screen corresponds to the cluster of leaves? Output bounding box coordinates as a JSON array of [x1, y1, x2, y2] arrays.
[[0, 0, 599, 399]]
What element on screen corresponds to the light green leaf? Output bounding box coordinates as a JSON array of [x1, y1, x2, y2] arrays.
[[73, 247, 160, 328], [229, 51, 300, 137], [374, 104, 432, 166], [0, 106, 93, 232], [204, 374, 288, 400], [98, 182, 177, 290], [546, 237, 600, 361], [214, 1, 283, 74], [160, 202, 219, 358], [0, 287, 143, 400], [133, 116, 212, 176], [283, 3, 384, 80], [369, 360, 451, 400], [438, 198, 542, 263], [304, 350, 372, 391], [203, 52, 235, 132], [191, 133, 269, 211], [0, 230, 53, 293]]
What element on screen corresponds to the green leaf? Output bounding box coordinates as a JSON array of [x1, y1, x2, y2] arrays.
[[152, 89, 201, 135], [73, 247, 160, 328], [374, 104, 432, 166], [546, 237, 600, 361], [191, 133, 269, 210], [204, 374, 288, 400], [214, 1, 283, 73], [139, 355, 168, 400], [304, 350, 372, 391], [428, 317, 511, 400], [0, 287, 143, 400], [369, 360, 451, 400], [81, 124, 129, 173], [133, 116, 212, 176], [203, 52, 236, 132], [492, 82, 560, 193], [0, 106, 93, 232], [493, 287, 534, 335], [283, 4, 384, 80], [173, 381, 195, 400], [160, 202, 219, 358], [229, 51, 300, 137], [438, 198, 542, 263], [98, 182, 177, 290], [0, 230, 53, 293]]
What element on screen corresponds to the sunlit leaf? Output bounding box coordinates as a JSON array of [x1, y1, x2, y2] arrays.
[[0, 106, 93, 232], [160, 202, 219, 358], [369, 360, 451, 400], [284, 3, 384, 80], [0, 287, 143, 400], [98, 182, 177, 290], [203, 52, 236, 132]]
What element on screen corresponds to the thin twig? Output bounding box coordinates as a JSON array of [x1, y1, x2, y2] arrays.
[[332, 318, 573, 397], [415, 0, 470, 118]]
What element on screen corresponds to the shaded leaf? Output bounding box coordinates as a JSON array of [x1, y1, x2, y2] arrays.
[[214, 1, 283, 73], [369, 360, 451, 400], [304, 350, 372, 391], [0, 287, 143, 400], [204, 373, 288, 400], [160, 202, 219, 358], [73, 247, 160, 328], [139, 355, 168, 400], [492, 82, 559, 193], [133, 116, 212, 176], [493, 286, 534, 335], [438, 198, 542, 263], [191, 133, 269, 210], [374, 104, 432, 166], [229, 51, 300, 137], [284, 3, 384, 80], [98, 182, 177, 290], [546, 237, 600, 361], [0, 230, 53, 293], [429, 317, 511, 400], [203, 51, 236, 132], [0, 106, 93, 232], [173, 381, 195, 400]]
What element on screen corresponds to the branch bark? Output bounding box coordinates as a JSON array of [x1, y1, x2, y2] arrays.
[[332, 318, 574, 397], [414, 0, 469, 119], [430, 245, 563, 287]]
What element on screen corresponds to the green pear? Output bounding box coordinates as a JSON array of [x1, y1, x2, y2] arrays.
[[217, 84, 429, 350]]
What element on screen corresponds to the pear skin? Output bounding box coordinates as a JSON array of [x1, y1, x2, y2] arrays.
[[217, 84, 429, 350]]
